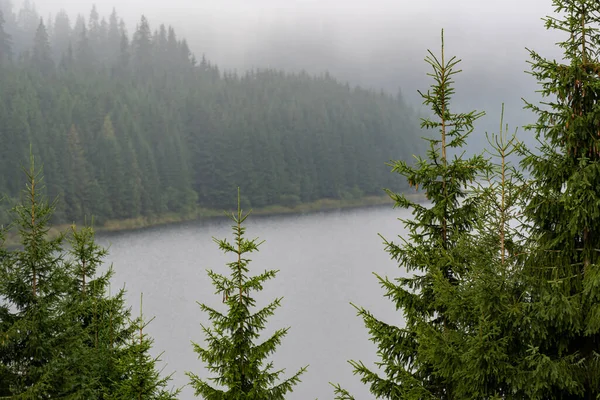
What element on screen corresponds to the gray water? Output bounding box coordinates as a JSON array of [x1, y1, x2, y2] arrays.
[[98, 205, 410, 400]]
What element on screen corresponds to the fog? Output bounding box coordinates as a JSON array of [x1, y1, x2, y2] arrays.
[[18, 0, 564, 152]]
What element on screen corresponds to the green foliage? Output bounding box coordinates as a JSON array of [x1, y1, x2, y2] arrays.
[[187, 190, 307, 399], [111, 294, 180, 400], [333, 31, 490, 399], [518, 0, 600, 397], [0, 158, 179, 398], [65, 223, 134, 399], [337, 1, 600, 398], [0, 154, 80, 397]]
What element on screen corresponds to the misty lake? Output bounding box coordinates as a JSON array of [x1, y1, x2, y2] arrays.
[[98, 205, 410, 399]]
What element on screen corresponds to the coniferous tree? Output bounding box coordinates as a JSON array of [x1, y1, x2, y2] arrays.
[[15, 0, 38, 50], [0, 155, 81, 397], [112, 293, 180, 400], [65, 223, 115, 398], [76, 19, 95, 70], [517, 0, 600, 397], [117, 19, 130, 70], [107, 8, 120, 63], [333, 31, 488, 399], [32, 18, 53, 72], [132, 15, 152, 71], [187, 190, 307, 399], [65, 222, 179, 399], [51, 9, 70, 61], [441, 108, 528, 398]]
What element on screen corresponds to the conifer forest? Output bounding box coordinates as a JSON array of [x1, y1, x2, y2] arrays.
[[2, 0, 600, 398]]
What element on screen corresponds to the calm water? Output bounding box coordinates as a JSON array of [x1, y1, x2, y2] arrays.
[[98, 205, 410, 399]]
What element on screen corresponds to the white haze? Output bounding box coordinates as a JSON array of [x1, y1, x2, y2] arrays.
[[20, 0, 566, 152]]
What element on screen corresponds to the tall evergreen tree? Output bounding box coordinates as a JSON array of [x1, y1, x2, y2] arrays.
[[518, 0, 600, 397], [132, 15, 152, 71], [333, 31, 488, 399], [65, 222, 180, 399], [187, 190, 307, 399], [32, 18, 53, 72], [51, 9, 70, 61], [0, 155, 81, 397], [107, 8, 120, 63], [75, 19, 95, 69]]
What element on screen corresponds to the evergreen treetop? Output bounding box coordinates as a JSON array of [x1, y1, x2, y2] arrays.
[[187, 190, 307, 399], [333, 30, 489, 399]]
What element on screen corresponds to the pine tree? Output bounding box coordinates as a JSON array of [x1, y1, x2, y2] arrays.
[[132, 15, 152, 71], [333, 31, 488, 399], [187, 190, 307, 399], [65, 221, 179, 400], [518, 0, 600, 397], [406, 107, 529, 399], [65, 222, 114, 398], [51, 10, 71, 62], [118, 19, 130, 70], [32, 18, 54, 72], [75, 18, 95, 70], [0, 154, 81, 397], [112, 293, 180, 400], [107, 8, 120, 63]]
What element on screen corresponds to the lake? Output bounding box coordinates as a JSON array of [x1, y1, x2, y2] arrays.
[[98, 205, 410, 399]]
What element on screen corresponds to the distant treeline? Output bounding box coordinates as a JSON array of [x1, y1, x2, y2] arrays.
[[0, 1, 423, 225]]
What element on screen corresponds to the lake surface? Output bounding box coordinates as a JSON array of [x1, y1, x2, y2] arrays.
[[98, 205, 410, 399]]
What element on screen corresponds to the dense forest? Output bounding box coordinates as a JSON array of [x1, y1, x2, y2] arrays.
[[0, 0, 422, 226]]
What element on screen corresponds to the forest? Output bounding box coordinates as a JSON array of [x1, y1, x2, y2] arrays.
[[0, 0, 422, 227], [4, 0, 600, 398]]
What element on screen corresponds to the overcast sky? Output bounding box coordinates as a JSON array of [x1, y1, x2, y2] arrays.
[[21, 0, 560, 70], [14, 0, 565, 148]]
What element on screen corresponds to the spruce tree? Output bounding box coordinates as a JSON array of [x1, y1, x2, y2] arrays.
[[112, 294, 180, 400], [32, 18, 54, 73], [333, 31, 488, 399], [446, 108, 528, 398], [0, 154, 80, 397], [132, 15, 152, 71], [187, 190, 307, 399], [51, 10, 70, 61], [519, 0, 600, 397], [66, 222, 180, 399], [407, 107, 529, 399], [66, 223, 126, 399]]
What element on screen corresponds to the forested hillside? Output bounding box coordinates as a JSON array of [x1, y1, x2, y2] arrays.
[[0, 1, 422, 225]]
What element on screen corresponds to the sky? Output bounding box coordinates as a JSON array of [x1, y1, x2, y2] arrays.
[[14, 0, 565, 148], [21, 0, 560, 76]]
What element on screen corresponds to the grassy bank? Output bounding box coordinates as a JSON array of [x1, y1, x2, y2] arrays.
[[3, 192, 425, 246]]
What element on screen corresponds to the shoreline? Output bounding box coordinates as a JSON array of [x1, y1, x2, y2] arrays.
[[4, 192, 425, 245]]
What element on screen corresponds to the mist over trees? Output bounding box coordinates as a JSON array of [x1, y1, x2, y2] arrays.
[[2, 0, 600, 398], [0, 1, 423, 226]]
